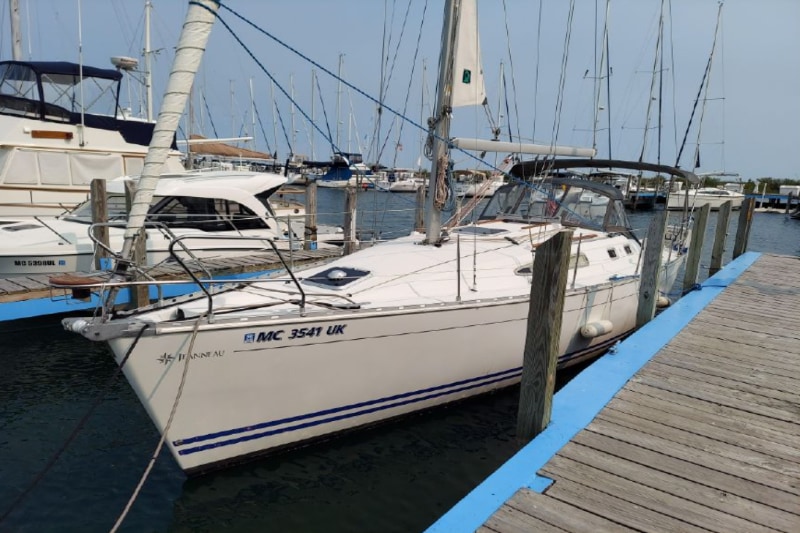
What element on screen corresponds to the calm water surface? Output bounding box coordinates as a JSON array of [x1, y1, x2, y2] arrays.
[[1, 192, 797, 533]]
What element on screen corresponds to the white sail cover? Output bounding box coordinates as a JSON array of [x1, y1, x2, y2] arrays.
[[451, 138, 597, 157], [451, 0, 486, 108], [122, 0, 219, 247]]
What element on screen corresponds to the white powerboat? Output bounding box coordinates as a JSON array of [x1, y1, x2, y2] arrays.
[[667, 187, 745, 211], [0, 60, 184, 216], [454, 172, 505, 198], [0, 169, 336, 277], [374, 169, 425, 192]]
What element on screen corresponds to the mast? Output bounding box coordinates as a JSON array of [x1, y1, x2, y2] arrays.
[[249, 77, 256, 150], [144, 0, 154, 121], [311, 69, 316, 159], [113, 0, 220, 283], [336, 53, 344, 151], [424, 0, 459, 244], [270, 79, 278, 158], [290, 73, 296, 151], [77, 0, 86, 146], [9, 0, 23, 60]]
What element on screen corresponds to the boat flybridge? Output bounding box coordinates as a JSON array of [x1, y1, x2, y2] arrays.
[[0, 60, 184, 216]]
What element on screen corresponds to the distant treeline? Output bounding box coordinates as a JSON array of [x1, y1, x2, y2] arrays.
[[740, 178, 800, 194]]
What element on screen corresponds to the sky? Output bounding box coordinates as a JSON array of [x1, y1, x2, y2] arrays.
[[2, 0, 798, 182]]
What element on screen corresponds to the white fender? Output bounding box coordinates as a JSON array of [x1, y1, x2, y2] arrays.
[[580, 320, 614, 339]]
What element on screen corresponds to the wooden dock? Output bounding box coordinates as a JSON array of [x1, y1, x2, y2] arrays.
[[0, 247, 342, 322], [428, 252, 800, 532]]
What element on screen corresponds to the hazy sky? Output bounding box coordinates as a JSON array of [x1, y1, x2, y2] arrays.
[[2, 0, 798, 181]]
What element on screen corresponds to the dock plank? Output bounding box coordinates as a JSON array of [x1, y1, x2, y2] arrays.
[[543, 477, 710, 533], [665, 335, 800, 376], [587, 415, 800, 495], [555, 441, 799, 532], [631, 369, 799, 424], [596, 407, 800, 480], [658, 342, 800, 382], [606, 394, 800, 464], [480, 504, 567, 533], [505, 488, 632, 532], [615, 388, 800, 450], [542, 454, 773, 533], [646, 358, 800, 403], [570, 430, 800, 515]]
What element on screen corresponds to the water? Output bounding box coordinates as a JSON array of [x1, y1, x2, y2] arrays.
[[1, 193, 797, 533]]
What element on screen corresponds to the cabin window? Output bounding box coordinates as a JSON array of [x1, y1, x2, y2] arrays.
[[148, 196, 267, 231], [569, 253, 590, 269], [515, 253, 588, 276], [454, 226, 507, 236], [624, 245, 633, 255], [607, 248, 618, 259], [213, 199, 268, 230]]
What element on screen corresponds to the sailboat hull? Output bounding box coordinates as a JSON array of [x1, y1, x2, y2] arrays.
[[104, 276, 638, 473]]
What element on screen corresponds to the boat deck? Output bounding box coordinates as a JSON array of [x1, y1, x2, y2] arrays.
[[429, 252, 800, 532], [0, 247, 342, 322]]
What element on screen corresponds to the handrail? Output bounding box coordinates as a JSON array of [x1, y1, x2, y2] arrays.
[[166, 234, 308, 321], [87, 220, 214, 279]]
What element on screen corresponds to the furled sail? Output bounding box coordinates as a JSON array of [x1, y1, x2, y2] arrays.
[[451, 0, 486, 108], [120, 0, 219, 256]]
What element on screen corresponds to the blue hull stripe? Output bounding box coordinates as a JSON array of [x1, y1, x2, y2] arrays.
[[174, 366, 522, 449], [173, 335, 626, 457], [177, 371, 522, 456]]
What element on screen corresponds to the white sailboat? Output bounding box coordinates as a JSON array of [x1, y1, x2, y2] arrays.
[[61, 0, 694, 474]]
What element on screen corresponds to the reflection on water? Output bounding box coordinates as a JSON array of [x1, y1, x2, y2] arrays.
[[0, 195, 797, 532]]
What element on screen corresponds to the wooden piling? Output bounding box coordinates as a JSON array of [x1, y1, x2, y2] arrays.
[[681, 203, 709, 293], [124, 181, 150, 309], [90, 179, 110, 270], [733, 197, 755, 259], [414, 185, 426, 233], [516, 230, 572, 442], [343, 187, 358, 255], [636, 209, 667, 327], [709, 200, 732, 276], [304, 182, 318, 250]]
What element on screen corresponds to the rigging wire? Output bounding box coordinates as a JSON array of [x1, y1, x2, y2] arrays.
[[531, 0, 545, 144], [390, 0, 429, 169], [200, 91, 220, 139], [210, 9, 347, 156], [376, 0, 421, 166], [108, 318, 203, 533], [211, 1, 535, 222], [500, 0, 521, 145], [253, 104, 274, 157], [314, 73, 335, 154], [547, 0, 577, 170], [675, 1, 723, 168]]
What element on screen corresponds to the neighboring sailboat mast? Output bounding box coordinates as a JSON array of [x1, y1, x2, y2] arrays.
[[144, 0, 154, 121], [9, 0, 23, 60]]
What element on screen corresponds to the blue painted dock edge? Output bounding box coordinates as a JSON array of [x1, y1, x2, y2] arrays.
[[0, 270, 277, 322], [425, 251, 762, 533]]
